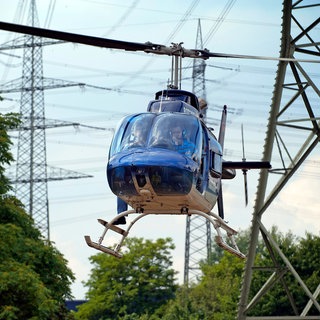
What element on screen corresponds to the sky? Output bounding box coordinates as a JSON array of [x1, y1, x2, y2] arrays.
[[0, 0, 319, 299]]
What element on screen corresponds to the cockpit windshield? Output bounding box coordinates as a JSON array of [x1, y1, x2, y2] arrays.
[[109, 113, 202, 162]]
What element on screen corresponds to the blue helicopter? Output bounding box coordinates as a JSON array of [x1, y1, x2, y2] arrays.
[[0, 21, 271, 259], [85, 76, 270, 258]]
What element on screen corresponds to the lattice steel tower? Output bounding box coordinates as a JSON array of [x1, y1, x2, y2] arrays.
[[2, 0, 91, 239], [237, 0, 320, 318], [184, 19, 211, 285], [15, 0, 49, 237]]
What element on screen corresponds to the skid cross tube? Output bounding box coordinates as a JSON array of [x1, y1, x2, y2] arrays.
[[85, 210, 246, 259]]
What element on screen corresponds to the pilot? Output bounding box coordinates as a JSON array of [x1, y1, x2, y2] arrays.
[[171, 125, 195, 157], [128, 120, 147, 147]]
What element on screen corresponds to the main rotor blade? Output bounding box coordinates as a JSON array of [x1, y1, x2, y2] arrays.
[[0, 21, 206, 59], [0, 21, 159, 52], [0, 21, 318, 63], [198, 49, 320, 63]]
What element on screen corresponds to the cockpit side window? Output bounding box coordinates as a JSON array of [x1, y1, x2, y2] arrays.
[[121, 116, 149, 150], [109, 113, 155, 157]]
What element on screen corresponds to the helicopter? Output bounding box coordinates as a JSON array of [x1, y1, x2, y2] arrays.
[[85, 82, 271, 259], [0, 21, 277, 259]]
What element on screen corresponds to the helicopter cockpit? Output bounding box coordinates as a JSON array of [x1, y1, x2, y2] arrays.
[[109, 112, 202, 162]]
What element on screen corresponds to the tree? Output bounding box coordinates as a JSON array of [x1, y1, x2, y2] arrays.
[[249, 227, 320, 316], [162, 228, 320, 319], [75, 237, 178, 319], [0, 113, 19, 195], [0, 112, 75, 319], [162, 253, 245, 320]]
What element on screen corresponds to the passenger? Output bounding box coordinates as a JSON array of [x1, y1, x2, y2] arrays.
[[171, 125, 195, 157]]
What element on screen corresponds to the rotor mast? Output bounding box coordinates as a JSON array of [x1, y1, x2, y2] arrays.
[[171, 54, 180, 89], [169, 43, 186, 89]]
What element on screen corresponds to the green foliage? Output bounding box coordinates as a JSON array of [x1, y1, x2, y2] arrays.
[[75, 227, 320, 319], [0, 113, 20, 195], [0, 196, 75, 319], [0, 113, 75, 319], [162, 253, 245, 320], [162, 227, 320, 319], [248, 226, 320, 316], [0, 259, 56, 319], [75, 237, 177, 320]]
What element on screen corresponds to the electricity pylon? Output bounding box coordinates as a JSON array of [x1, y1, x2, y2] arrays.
[[184, 19, 211, 285], [237, 1, 320, 318], [0, 0, 91, 239]]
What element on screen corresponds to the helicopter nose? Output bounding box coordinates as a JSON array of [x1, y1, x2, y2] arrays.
[[108, 164, 193, 197], [107, 149, 198, 197]]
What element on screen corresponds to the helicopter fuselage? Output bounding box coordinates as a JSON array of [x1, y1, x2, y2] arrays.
[[97, 89, 268, 258], [107, 90, 232, 214]]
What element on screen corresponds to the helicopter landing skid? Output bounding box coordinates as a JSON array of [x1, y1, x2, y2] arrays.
[[199, 210, 246, 259], [84, 209, 245, 259], [84, 210, 136, 258], [85, 235, 123, 258], [84, 219, 129, 258], [84, 218, 129, 258]]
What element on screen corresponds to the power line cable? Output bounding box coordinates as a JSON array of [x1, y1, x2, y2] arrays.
[[44, 0, 56, 28], [1, 0, 27, 82], [116, 0, 200, 89], [102, 0, 139, 37], [182, 0, 237, 81], [203, 0, 237, 46]]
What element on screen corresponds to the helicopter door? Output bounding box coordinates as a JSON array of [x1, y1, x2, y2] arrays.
[[196, 125, 209, 193]]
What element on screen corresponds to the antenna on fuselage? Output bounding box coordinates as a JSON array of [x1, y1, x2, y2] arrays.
[[218, 105, 227, 151]]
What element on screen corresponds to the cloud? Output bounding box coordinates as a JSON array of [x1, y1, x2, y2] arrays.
[[264, 156, 320, 237]]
